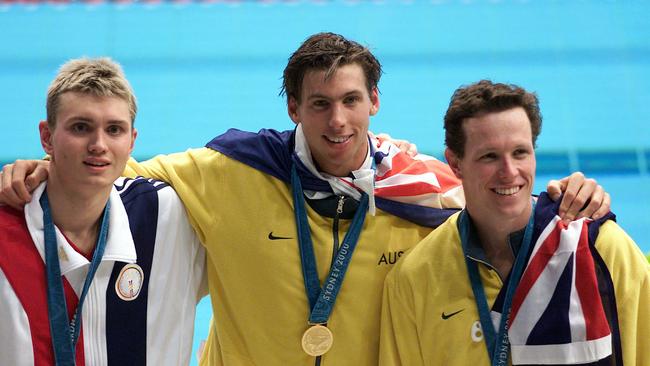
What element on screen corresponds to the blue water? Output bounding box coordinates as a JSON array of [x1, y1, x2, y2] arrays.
[[1, 2, 648, 365], [2, 1, 649, 158]]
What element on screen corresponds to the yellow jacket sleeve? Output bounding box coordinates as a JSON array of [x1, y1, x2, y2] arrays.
[[595, 221, 650, 365]]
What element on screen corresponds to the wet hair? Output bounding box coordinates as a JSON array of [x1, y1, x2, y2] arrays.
[[281, 32, 382, 103]]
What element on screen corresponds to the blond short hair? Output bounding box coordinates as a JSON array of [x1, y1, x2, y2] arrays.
[[46, 57, 137, 127]]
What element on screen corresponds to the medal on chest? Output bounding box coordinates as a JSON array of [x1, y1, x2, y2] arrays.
[[115, 263, 144, 301], [301, 324, 334, 357]]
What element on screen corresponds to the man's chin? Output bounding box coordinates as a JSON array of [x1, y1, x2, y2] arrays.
[[79, 174, 119, 189]]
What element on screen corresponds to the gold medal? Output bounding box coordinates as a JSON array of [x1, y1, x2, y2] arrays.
[[301, 324, 334, 357]]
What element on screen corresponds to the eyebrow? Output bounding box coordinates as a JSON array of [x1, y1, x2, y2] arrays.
[[106, 119, 131, 125], [65, 116, 130, 124], [306, 90, 364, 101]]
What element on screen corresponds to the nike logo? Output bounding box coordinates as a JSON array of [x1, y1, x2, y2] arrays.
[[441, 309, 464, 320], [268, 232, 292, 240]]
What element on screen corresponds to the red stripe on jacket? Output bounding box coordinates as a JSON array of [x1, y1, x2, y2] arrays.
[[0, 206, 85, 365]]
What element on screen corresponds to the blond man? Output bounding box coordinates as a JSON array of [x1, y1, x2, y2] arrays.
[[0, 58, 206, 366]]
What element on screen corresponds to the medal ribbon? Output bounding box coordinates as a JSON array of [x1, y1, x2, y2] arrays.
[[41, 192, 110, 366], [459, 201, 535, 366], [291, 164, 369, 324]]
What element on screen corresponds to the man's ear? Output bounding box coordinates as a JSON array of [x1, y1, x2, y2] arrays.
[[369, 87, 380, 116], [39, 121, 54, 156], [287, 97, 300, 124], [444, 148, 463, 179], [129, 127, 138, 154]]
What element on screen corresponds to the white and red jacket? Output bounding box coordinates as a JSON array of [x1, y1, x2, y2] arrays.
[[0, 177, 207, 366]]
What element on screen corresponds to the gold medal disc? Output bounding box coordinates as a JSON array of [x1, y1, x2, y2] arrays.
[[301, 324, 334, 357]]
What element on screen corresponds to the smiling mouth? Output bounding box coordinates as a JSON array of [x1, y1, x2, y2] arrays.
[[493, 186, 521, 195], [324, 135, 352, 144], [84, 161, 110, 167]]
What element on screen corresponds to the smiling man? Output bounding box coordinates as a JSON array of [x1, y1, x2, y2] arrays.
[[0, 58, 206, 365], [157, 33, 466, 366], [379, 80, 649, 366], [288, 62, 379, 177]]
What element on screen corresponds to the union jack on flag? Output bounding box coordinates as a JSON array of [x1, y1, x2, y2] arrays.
[[339, 135, 465, 209], [507, 213, 612, 365]]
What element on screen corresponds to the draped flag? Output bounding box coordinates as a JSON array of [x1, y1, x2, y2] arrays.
[[370, 134, 464, 206], [292, 125, 465, 214], [507, 207, 612, 365], [206, 127, 464, 228]]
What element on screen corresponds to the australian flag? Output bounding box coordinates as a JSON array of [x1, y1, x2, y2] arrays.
[[505, 193, 614, 365]]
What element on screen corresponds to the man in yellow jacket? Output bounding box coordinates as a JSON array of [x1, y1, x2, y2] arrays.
[[380, 80, 649, 366]]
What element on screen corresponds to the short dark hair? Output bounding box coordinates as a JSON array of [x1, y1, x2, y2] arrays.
[[444, 80, 541, 157], [281, 32, 382, 104]]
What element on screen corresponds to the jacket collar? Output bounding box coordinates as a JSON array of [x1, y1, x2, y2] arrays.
[[24, 181, 137, 276]]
